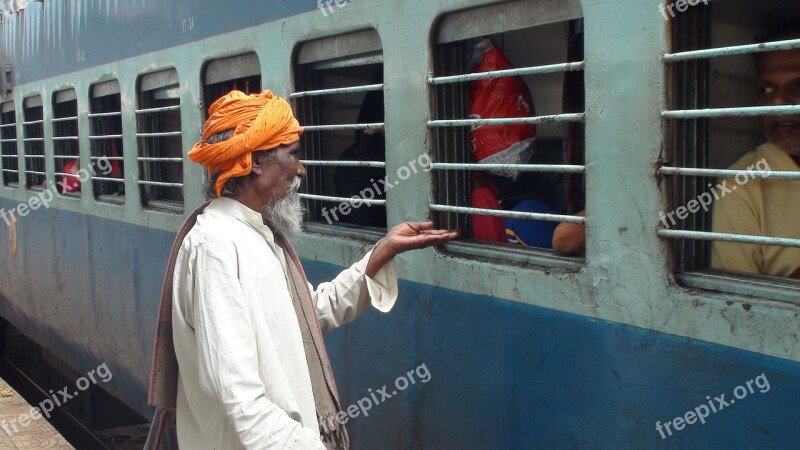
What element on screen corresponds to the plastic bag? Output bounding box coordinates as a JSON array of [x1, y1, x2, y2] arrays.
[[468, 38, 536, 179]]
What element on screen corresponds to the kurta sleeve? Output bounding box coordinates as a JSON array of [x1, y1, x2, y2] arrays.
[[711, 185, 763, 274], [192, 237, 326, 450], [311, 249, 398, 334]]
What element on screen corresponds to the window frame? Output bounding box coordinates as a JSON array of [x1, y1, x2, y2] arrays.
[[0, 100, 18, 188], [88, 79, 126, 205], [290, 28, 389, 239], [21, 95, 45, 191], [660, 8, 800, 300], [426, 0, 587, 269], [52, 88, 81, 198], [136, 68, 184, 213]]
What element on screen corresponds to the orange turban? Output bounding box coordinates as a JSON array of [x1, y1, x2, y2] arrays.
[[189, 90, 303, 197]]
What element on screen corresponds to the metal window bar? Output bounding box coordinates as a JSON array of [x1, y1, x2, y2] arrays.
[[663, 105, 800, 120], [663, 38, 800, 62], [0, 108, 18, 186], [431, 204, 586, 224], [428, 61, 585, 85], [289, 83, 383, 99], [299, 193, 386, 206], [23, 103, 45, 188], [658, 229, 800, 249], [136, 93, 183, 210], [300, 160, 385, 168], [90, 93, 125, 200]]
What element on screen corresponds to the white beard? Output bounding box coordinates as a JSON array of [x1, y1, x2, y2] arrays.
[[264, 177, 305, 238]]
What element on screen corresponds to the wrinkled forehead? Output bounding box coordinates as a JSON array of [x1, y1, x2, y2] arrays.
[[758, 49, 800, 78]]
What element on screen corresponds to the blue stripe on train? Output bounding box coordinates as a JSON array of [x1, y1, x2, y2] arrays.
[[306, 260, 800, 449]]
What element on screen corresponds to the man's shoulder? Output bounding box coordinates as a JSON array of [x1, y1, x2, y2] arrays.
[[180, 207, 251, 253], [727, 142, 794, 171]]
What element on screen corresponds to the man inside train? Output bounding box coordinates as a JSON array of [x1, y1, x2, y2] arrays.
[[711, 26, 800, 279], [148, 89, 458, 449]]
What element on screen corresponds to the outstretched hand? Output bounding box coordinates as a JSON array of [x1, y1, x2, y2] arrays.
[[366, 222, 460, 277]]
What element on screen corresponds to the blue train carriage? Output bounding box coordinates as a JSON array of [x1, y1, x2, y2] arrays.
[[0, 0, 798, 448]]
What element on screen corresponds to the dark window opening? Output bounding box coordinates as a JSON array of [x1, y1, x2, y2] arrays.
[[89, 81, 125, 204], [53, 90, 80, 196], [293, 29, 387, 231], [137, 70, 184, 213], [0, 103, 18, 187], [23, 98, 45, 190]]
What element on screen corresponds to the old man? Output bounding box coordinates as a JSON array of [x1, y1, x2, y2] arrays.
[[148, 90, 458, 449]]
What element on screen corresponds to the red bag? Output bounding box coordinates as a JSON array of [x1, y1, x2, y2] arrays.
[[470, 173, 508, 243], [469, 38, 536, 178]]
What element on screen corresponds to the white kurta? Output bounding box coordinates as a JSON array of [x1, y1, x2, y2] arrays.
[[172, 197, 398, 449]]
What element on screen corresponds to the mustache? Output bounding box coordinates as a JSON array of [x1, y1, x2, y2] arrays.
[[289, 176, 302, 191]]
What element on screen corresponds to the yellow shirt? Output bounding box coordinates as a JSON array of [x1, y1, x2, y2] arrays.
[[712, 142, 800, 277]]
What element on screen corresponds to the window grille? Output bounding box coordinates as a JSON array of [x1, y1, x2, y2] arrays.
[[292, 29, 387, 230], [662, 4, 800, 282], [203, 53, 261, 118], [89, 80, 125, 203], [429, 0, 585, 254], [22, 96, 45, 189], [0, 102, 18, 186], [137, 69, 183, 212], [52, 89, 80, 196]]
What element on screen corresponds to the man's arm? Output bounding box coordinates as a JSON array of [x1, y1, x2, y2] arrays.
[[312, 222, 458, 333], [193, 239, 324, 449]]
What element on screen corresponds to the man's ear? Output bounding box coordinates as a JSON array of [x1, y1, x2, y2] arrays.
[[250, 154, 264, 175]]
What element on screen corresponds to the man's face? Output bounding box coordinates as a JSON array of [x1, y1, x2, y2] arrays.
[[757, 48, 800, 155], [252, 141, 306, 203], [251, 141, 306, 236]]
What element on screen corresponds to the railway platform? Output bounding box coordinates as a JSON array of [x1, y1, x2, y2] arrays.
[[0, 376, 73, 449]]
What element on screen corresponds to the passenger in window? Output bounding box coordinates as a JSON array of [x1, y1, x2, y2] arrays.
[[712, 26, 800, 279], [552, 210, 586, 255], [334, 71, 387, 228]]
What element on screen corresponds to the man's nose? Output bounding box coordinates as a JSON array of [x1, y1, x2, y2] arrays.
[[297, 162, 307, 179]]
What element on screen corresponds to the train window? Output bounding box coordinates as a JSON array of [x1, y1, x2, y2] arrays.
[[0, 101, 18, 187], [202, 52, 261, 118], [137, 69, 183, 213], [89, 80, 125, 204], [291, 29, 387, 231], [662, 3, 800, 285], [52, 89, 81, 197], [429, 0, 586, 258], [22, 96, 45, 190]]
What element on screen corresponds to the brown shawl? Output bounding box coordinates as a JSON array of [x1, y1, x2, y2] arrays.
[[147, 201, 349, 449]]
